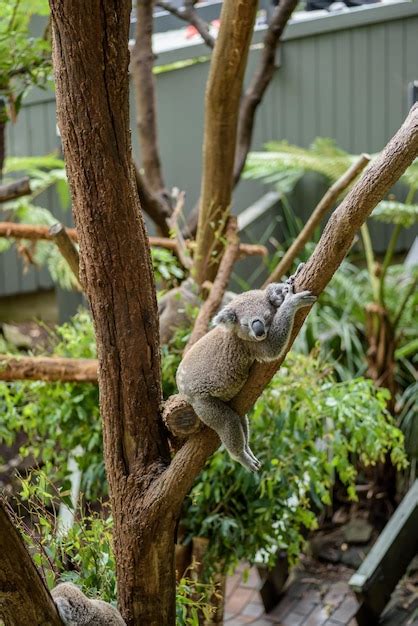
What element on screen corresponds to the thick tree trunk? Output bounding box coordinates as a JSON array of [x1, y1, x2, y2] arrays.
[[49, 2, 175, 624], [0, 503, 62, 626], [193, 0, 258, 285]]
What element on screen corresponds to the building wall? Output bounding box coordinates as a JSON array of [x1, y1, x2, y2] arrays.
[[3, 0, 418, 301]]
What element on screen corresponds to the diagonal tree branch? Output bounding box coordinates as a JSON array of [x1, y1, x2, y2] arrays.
[[158, 103, 418, 509], [0, 502, 62, 625], [264, 153, 371, 285], [156, 0, 215, 48]]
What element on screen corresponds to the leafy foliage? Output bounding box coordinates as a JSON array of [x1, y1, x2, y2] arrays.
[[181, 351, 406, 575], [1, 154, 185, 289], [370, 201, 418, 228], [0, 310, 103, 499], [9, 472, 214, 621], [0, 303, 408, 592], [244, 138, 353, 191], [0, 0, 51, 120]]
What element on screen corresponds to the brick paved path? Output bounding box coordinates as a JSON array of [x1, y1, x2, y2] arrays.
[[224, 559, 418, 626]]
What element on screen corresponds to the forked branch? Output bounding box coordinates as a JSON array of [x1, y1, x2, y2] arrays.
[[156, 0, 215, 48]]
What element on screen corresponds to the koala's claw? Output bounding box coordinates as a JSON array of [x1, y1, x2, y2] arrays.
[[295, 291, 317, 306], [286, 263, 305, 285], [235, 450, 261, 472], [246, 446, 261, 469]]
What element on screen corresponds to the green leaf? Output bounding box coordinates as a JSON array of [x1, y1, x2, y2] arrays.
[[371, 201, 418, 228]]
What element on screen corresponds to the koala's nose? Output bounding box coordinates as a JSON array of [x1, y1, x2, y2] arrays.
[[251, 319, 266, 338]]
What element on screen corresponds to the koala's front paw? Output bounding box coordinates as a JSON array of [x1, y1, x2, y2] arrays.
[[267, 283, 286, 308], [294, 290, 317, 308]]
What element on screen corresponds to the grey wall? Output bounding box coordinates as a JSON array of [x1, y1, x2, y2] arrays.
[[4, 0, 418, 301]]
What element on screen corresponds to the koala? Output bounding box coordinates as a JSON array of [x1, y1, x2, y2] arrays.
[[51, 582, 126, 626], [176, 268, 316, 472]]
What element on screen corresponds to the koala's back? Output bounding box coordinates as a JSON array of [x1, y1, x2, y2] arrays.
[[177, 326, 253, 401], [51, 582, 125, 626]]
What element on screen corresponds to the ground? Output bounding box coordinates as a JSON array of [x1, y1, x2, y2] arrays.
[[224, 557, 418, 626]]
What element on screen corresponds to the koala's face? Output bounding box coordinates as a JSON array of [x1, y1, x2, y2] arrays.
[[213, 291, 275, 342]]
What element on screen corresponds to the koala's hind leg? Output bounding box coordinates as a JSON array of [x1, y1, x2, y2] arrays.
[[191, 396, 261, 472], [240, 415, 260, 467]]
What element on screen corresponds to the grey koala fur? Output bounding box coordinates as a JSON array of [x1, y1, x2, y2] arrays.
[[51, 582, 126, 626], [176, 269, 316, 472]]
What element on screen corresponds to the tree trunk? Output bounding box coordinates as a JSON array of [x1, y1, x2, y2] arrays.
[[49, 2, 175, 624], [0, 503, 62, 626], [193, 0, 258, 285]]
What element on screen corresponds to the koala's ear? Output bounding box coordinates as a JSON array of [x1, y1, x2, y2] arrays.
[[266, 282, 285, 306], [213, 306, 237, 327]]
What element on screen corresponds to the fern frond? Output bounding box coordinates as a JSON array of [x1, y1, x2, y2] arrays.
[[4, 155, 65, 174], [244, 137, 356, 189], [371, 201, 418, 228]]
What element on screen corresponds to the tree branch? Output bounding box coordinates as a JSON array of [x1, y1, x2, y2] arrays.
[[186, 216, 239, 351], [155, 1, 215, 49], [264, 153, 371, 285], [159, 103, 418, 508], [193, 0, 259, 285], [49, 222, 81, 286], [133, 163, 172, 237], [0, 221, 266, 257], [0, 502, 62, 625], [131, 0, 166, 194], [233, 0, 298, 185], [0, 355, 98, 382], [0, 177, 31, 203], [167, 190, 193, 270]]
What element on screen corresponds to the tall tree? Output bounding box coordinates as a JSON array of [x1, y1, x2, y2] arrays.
[[48, 1, 418, 624]]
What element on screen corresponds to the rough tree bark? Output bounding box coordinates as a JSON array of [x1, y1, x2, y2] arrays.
[[49, 2, 174, 624], [0, 503, 62, 626], [193, 0, 258, 285]]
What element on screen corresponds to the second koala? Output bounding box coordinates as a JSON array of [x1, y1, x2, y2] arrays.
[[51, 582, 126, 626], [176, 277, 316, 472]]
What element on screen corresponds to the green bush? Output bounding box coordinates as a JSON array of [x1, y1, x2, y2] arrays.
[[0, 311, 407, 583], [181, 351, 406, 576]]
